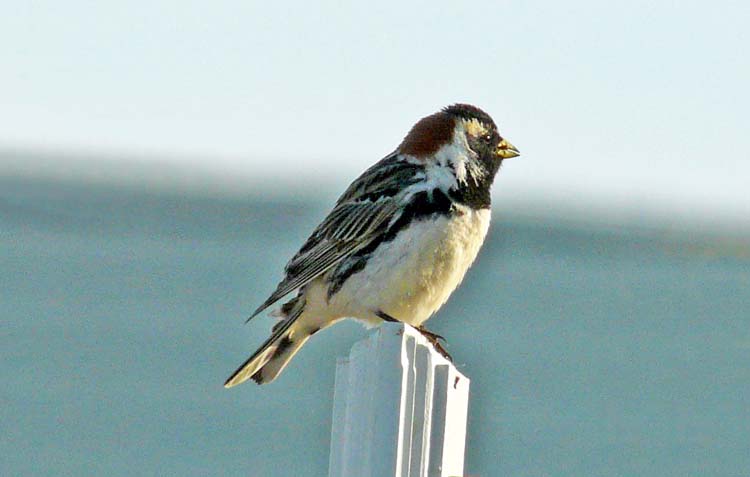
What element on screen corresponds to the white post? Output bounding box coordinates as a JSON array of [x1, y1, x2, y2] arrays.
[[328, 323, 470, 477]]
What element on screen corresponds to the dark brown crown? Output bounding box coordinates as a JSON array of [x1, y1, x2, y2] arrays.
[[398, 104, 496, 159], [397, 111, 456, 158]]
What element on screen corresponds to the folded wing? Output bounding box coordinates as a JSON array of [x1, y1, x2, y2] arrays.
[[247, 153, 423, 320]]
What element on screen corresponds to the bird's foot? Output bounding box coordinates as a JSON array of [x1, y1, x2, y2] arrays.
[[417, 326, 452, 362], [417, 327, 446, 343]]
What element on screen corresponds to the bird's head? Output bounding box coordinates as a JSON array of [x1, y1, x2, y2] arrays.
[[443, 103, 520, 161], [398, 103, 519, 183]]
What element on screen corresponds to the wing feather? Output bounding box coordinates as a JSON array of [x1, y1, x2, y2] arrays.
[[246, 155, 421, 320]]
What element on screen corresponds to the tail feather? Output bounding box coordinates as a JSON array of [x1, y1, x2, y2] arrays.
[[250, 335, 309, 384], [225, 297, 307, 387]]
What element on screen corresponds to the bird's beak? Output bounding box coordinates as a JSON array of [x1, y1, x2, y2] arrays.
[[496, 139, 520, 159]]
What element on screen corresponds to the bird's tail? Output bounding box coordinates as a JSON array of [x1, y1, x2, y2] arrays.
[[224, 297, 309, 387]]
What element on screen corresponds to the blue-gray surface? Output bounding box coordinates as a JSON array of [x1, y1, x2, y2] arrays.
[[2, 177, 749, 476]]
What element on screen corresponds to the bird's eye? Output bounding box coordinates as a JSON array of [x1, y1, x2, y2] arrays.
[[483, 134, 493, 142]]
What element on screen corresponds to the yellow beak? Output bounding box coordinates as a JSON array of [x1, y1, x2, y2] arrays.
[[496, 139, 520, 159]]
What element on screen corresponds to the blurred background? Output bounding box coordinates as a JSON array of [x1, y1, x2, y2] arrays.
[[2, 1, 749, 476]]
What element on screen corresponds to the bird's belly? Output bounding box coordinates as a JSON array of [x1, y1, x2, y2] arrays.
[[331, 206, 491, 326]]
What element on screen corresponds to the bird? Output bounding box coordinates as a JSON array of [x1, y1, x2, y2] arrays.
[[224, 104, 519, 387]]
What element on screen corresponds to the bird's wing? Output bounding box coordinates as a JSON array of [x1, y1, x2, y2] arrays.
[[247, 153, 423, 320]]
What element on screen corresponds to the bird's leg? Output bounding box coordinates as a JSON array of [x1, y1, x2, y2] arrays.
[[417, 326, 452, 362], [378, 311, 452, 361], [376, 310, 400, 323]]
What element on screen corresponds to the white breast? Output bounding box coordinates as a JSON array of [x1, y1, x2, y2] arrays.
[[326, 205, 491, 327]]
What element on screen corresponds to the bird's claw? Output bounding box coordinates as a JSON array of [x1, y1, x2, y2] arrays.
[[417, 327, 452, 361], [417, 326, 446, 343]]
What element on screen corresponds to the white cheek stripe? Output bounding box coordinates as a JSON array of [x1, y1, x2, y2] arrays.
[[431, 124, 486, 187]]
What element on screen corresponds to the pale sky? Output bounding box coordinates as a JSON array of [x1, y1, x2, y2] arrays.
[[2, 1, 749, 226]]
